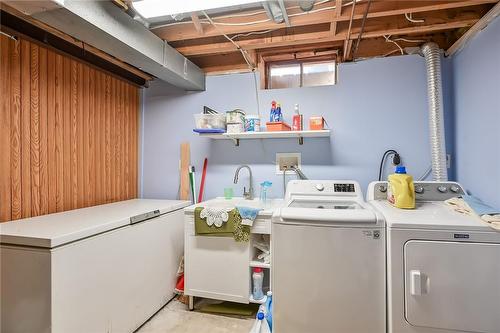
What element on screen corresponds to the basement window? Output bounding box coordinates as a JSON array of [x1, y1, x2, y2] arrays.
[[267, 60, 336, 89]]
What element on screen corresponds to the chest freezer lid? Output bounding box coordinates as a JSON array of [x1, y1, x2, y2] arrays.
[[0, 199, 190, 248]]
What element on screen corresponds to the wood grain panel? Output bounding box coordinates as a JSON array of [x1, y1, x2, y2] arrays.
[[10, 37, 22, 220], [0, 36, 139, 222], [1, 35, 12, 221]]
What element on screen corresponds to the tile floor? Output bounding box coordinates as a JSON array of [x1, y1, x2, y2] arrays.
[[137, 299, 254, 333]]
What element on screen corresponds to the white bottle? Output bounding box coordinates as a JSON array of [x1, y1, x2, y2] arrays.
[[249, 312, 271, 333], [252, 267, 264, 300]]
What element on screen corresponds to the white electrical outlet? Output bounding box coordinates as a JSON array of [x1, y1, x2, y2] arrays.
[[276, 153, 301, 175]]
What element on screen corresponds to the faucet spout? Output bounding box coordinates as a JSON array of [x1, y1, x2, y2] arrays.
[[233, 165, 254, 200]]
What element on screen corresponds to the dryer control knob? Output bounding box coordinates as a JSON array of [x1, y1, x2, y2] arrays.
[[450, 185, 460, 193], [415, 186, 424, 194], [378, 185, 387, 193], [316, 184, 325, 191], [437, 185, 448, 193]]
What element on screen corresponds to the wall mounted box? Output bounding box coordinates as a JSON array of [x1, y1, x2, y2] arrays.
[[0, 199, 189, 333]]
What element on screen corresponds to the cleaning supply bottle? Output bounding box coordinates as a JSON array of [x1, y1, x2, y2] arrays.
[[275, 103, 283, 122], [250, 312, 271, 333], [252, 267, 264, 300], [292, 104, 303, 131], [387, 166, 415, 209], [270, 101, 277, 122], [259, 181, 272, 207], [265, 291, 273, 331]]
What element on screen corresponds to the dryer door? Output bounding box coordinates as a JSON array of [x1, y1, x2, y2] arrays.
[[404, 240, 500, 333]]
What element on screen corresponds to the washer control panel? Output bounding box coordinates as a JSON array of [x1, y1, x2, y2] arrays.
[[286, 180, 362, 200], [372, 181, 465, 201]]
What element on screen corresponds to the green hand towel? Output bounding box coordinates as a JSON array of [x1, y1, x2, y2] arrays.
[[195, 207, 238, 237], [194, 207, 250, 242]]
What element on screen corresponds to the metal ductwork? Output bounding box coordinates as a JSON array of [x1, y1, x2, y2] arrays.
[[7, 0, 205, 90], [421, 42, 448, 181]]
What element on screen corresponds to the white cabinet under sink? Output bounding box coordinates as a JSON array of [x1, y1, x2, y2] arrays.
[[184, 198, 279, 307]]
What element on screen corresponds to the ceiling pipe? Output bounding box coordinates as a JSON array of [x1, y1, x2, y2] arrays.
[[299, 0, 316, 12]]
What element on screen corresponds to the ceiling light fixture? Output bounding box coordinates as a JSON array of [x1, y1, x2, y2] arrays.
[[132, 0, 263, 19]]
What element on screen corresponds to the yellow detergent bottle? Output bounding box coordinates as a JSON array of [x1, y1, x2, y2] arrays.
[[387, 166, 415, 209]]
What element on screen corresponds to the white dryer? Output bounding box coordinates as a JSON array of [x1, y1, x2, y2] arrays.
[[368, 181, 500, 333]]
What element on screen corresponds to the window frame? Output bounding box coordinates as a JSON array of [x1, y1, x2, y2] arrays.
[[265, 57, 337, 90]]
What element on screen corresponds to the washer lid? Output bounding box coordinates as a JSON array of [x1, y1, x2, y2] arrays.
[[0, 199, 189, 248], [371, 201, 493, 232]]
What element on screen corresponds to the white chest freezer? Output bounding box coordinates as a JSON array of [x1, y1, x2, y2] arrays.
[[0, 199, 190, 333]]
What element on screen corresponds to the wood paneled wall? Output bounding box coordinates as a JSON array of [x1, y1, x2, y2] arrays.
[[0, 35, 139, 222]]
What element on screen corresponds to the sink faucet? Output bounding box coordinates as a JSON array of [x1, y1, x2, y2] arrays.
[[233, 165, 253, 200]]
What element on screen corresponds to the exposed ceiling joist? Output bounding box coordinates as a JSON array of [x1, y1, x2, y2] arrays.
[[174, 16, 480, 56], [151, 0, 496, 42], [330, 0, 343, 35]]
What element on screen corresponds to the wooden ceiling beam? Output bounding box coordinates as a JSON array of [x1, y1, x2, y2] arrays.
[[153, 0, 495, 42], [330, 0, 343, 35], [175, 17, 479, 56]]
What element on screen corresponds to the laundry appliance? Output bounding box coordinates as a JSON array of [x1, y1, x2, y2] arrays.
[[272, 180, 385, 333], [368, 181, 500, 333]]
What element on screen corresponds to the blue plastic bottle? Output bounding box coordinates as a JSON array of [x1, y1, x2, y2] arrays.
[[270, 101, 277, 122], [265, 291, 273, 331], [275, 103, 283, 122]]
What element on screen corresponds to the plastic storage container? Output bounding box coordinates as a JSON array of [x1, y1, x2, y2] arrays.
[[266, 122, 291, 132], [245, 115, 261, 132], [226, 109, 245, 124], [193, 114, 226, 130], [387, 166, 415, 209]]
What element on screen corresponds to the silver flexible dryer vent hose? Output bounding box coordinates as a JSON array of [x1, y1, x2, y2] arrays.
[[421, 42, 448, 181]]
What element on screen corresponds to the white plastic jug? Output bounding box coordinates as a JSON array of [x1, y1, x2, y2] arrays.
[[249, 312, 271, 333]]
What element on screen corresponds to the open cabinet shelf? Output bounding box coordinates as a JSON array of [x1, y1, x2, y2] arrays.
[[197, 129, 331, 146]]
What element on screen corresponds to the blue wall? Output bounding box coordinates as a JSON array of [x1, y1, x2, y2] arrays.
[[142, 55, 445, 200], [452, 17, 500, 208]]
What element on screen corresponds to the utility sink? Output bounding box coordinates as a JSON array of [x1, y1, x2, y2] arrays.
[[184, 197, 284, 217]]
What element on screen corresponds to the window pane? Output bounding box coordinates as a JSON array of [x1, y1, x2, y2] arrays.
[[269, 63, 301, 89], [302, 61, 336, 87]]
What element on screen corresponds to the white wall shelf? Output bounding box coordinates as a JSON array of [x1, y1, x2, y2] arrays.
[[197, 130, 331, 146]]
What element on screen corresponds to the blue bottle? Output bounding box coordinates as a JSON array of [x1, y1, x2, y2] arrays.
[[270, 101, 277, 122], [265, 291, 273, 331], [275, 103, 282, 122]]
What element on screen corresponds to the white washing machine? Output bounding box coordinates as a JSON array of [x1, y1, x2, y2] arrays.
[[368, 181, 500, 333], [272, 180, 386, 333]]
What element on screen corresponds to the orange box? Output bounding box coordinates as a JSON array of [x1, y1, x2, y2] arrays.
[[309, 116, 325, 130], [266, 122, 291, 132]]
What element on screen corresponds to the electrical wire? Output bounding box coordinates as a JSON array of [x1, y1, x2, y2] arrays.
[[384, 35, 404, 55], [202, 11, 255, 70], [230, 29, 276, 40], [404, 12, 425, 23], [378, 150, 401, 181], [393, 37, 427, 43]]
